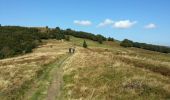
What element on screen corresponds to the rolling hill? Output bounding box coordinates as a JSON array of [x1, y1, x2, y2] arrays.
[[0, 36, 170, 100]]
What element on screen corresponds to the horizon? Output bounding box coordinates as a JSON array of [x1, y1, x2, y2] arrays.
[[0, 0, 170, 46]]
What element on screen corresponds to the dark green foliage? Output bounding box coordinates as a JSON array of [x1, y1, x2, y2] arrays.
[[0, 25, 106, 59], [96, 34, 106, 44], [133, 42, 170, 53], [55, 27, 60, 30], [0, 26, 66, 59], [65, 35, 70, 41], [107, 37, 114, 41], [46, 26, 48, 29], [120, 39, 133, 47], [120, 39, 170, 53], [0, 26, 39, 59], [83, 40, 87, 48], [63, 29, 106, 42], [98, 38, 103, 44]]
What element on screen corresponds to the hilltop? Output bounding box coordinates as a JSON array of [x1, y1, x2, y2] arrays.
[[0, 26, 170, 100]]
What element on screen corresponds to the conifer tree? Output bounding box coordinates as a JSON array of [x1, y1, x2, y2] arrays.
[[83, 40, 87, 48]]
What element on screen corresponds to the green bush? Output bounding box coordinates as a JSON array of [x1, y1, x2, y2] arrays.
[[65, 35, 70, 41], [83, 40, 88, 48], [120, 39, 133, 47]]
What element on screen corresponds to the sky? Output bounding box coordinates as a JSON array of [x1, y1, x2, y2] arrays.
[[0, 0, 170, 46]]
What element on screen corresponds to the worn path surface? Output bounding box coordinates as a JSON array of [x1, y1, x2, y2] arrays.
[[46, 53, 73, 100]]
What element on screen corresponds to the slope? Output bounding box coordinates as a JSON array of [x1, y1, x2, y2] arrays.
[[0, 36, 170, 100], [60, 37, 170, 100]]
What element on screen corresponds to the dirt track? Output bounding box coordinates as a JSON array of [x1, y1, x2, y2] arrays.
[[46, 54, 73, 100]]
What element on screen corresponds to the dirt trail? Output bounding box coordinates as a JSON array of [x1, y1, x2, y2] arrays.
[[46, 54, 73, 100]]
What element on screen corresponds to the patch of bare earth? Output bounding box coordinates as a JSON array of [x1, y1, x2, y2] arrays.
[[46, 54, 72, 100]]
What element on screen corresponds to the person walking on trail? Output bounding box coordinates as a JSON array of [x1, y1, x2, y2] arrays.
[[69, 48, 72, 53], [73, 47, 75, 53], [69, 47, 76, 53]]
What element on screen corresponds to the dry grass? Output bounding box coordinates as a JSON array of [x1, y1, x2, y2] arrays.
[[61, 47, 170, 100], [0, 40, 70, 100], [0, 37, 170, 100]]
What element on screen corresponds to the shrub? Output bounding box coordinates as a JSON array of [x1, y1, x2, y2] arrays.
[[83, 40, 87, 48], [120, 39, 133, 47], [107, 37, 114, 41], [120, 39, 170, 53], [65, 35, 70, 41]]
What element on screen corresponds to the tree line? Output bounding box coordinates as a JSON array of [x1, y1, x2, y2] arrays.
[[120, 39, 170, 53], [63, 29, 110, 43], [0, 26, 113, 59], [0, 26, 66, 59]]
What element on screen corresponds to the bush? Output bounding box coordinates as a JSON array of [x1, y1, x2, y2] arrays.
[[120, 39, 133, 47], [120, 39, 170, 53], [63, 29, 106, 42], [107, 37, 114, 41], [65, 35, 70, 41], [83, 40, 87, 48]]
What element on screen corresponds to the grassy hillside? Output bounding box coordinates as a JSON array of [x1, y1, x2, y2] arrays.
[[0, 36, 170, 100], [0, 40, 70, 100], [61, 37, 170, 99]]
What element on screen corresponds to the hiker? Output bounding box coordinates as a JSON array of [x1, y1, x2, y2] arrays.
[[73, 48, 75, 53], [69, 48, 72, 53]]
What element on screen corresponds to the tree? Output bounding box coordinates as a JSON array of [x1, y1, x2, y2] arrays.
[[107, 37, 114, 41], [55, 27, 60, 30], [0, 51, 4, 59], [65, 35, 70, 41], [120, 39, 170, 53], [46, 26, 48, 29], [46, 26, 49, 33], [83, 40, 87, 48], [0, 24, 1, 27], [98, 38, 103, 44], [120, 39, 133, 47], [96, 34, 105, 44]]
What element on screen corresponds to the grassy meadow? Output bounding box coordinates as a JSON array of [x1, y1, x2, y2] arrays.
[[0, 40, 70, 100], [0, 36, 170, 100], [61, 37, 170, 100]]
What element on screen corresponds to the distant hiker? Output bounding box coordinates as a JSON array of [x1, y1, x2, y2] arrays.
[[69, 48, 72, 53], [73, 48, 75, 53]]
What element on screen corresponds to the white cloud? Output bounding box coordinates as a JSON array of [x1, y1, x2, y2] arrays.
[[112, 20, 137, 29], [145, 23, 156, 29], [74, 20, 92, 26], [97, 19, 114, 27]]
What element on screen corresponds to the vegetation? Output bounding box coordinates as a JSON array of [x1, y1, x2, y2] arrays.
[[0, 25, 170, 100], [0, 26, 40, 59], [120, 39, 133, 47], [107, 37, 115, 41], [60, 42, 170, 99], [65, 35, 70, 41], [0, 26, 108, 59], [0, 36, 170, 100], [63, 29, 107, 43], [83, 40, 88, 48], [121, 39, 170, 53], [0, 40, 70, 100], [0, 26, 65, 59]]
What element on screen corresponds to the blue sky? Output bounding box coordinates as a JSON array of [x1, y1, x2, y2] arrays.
[[0, 0, 170, 46]]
